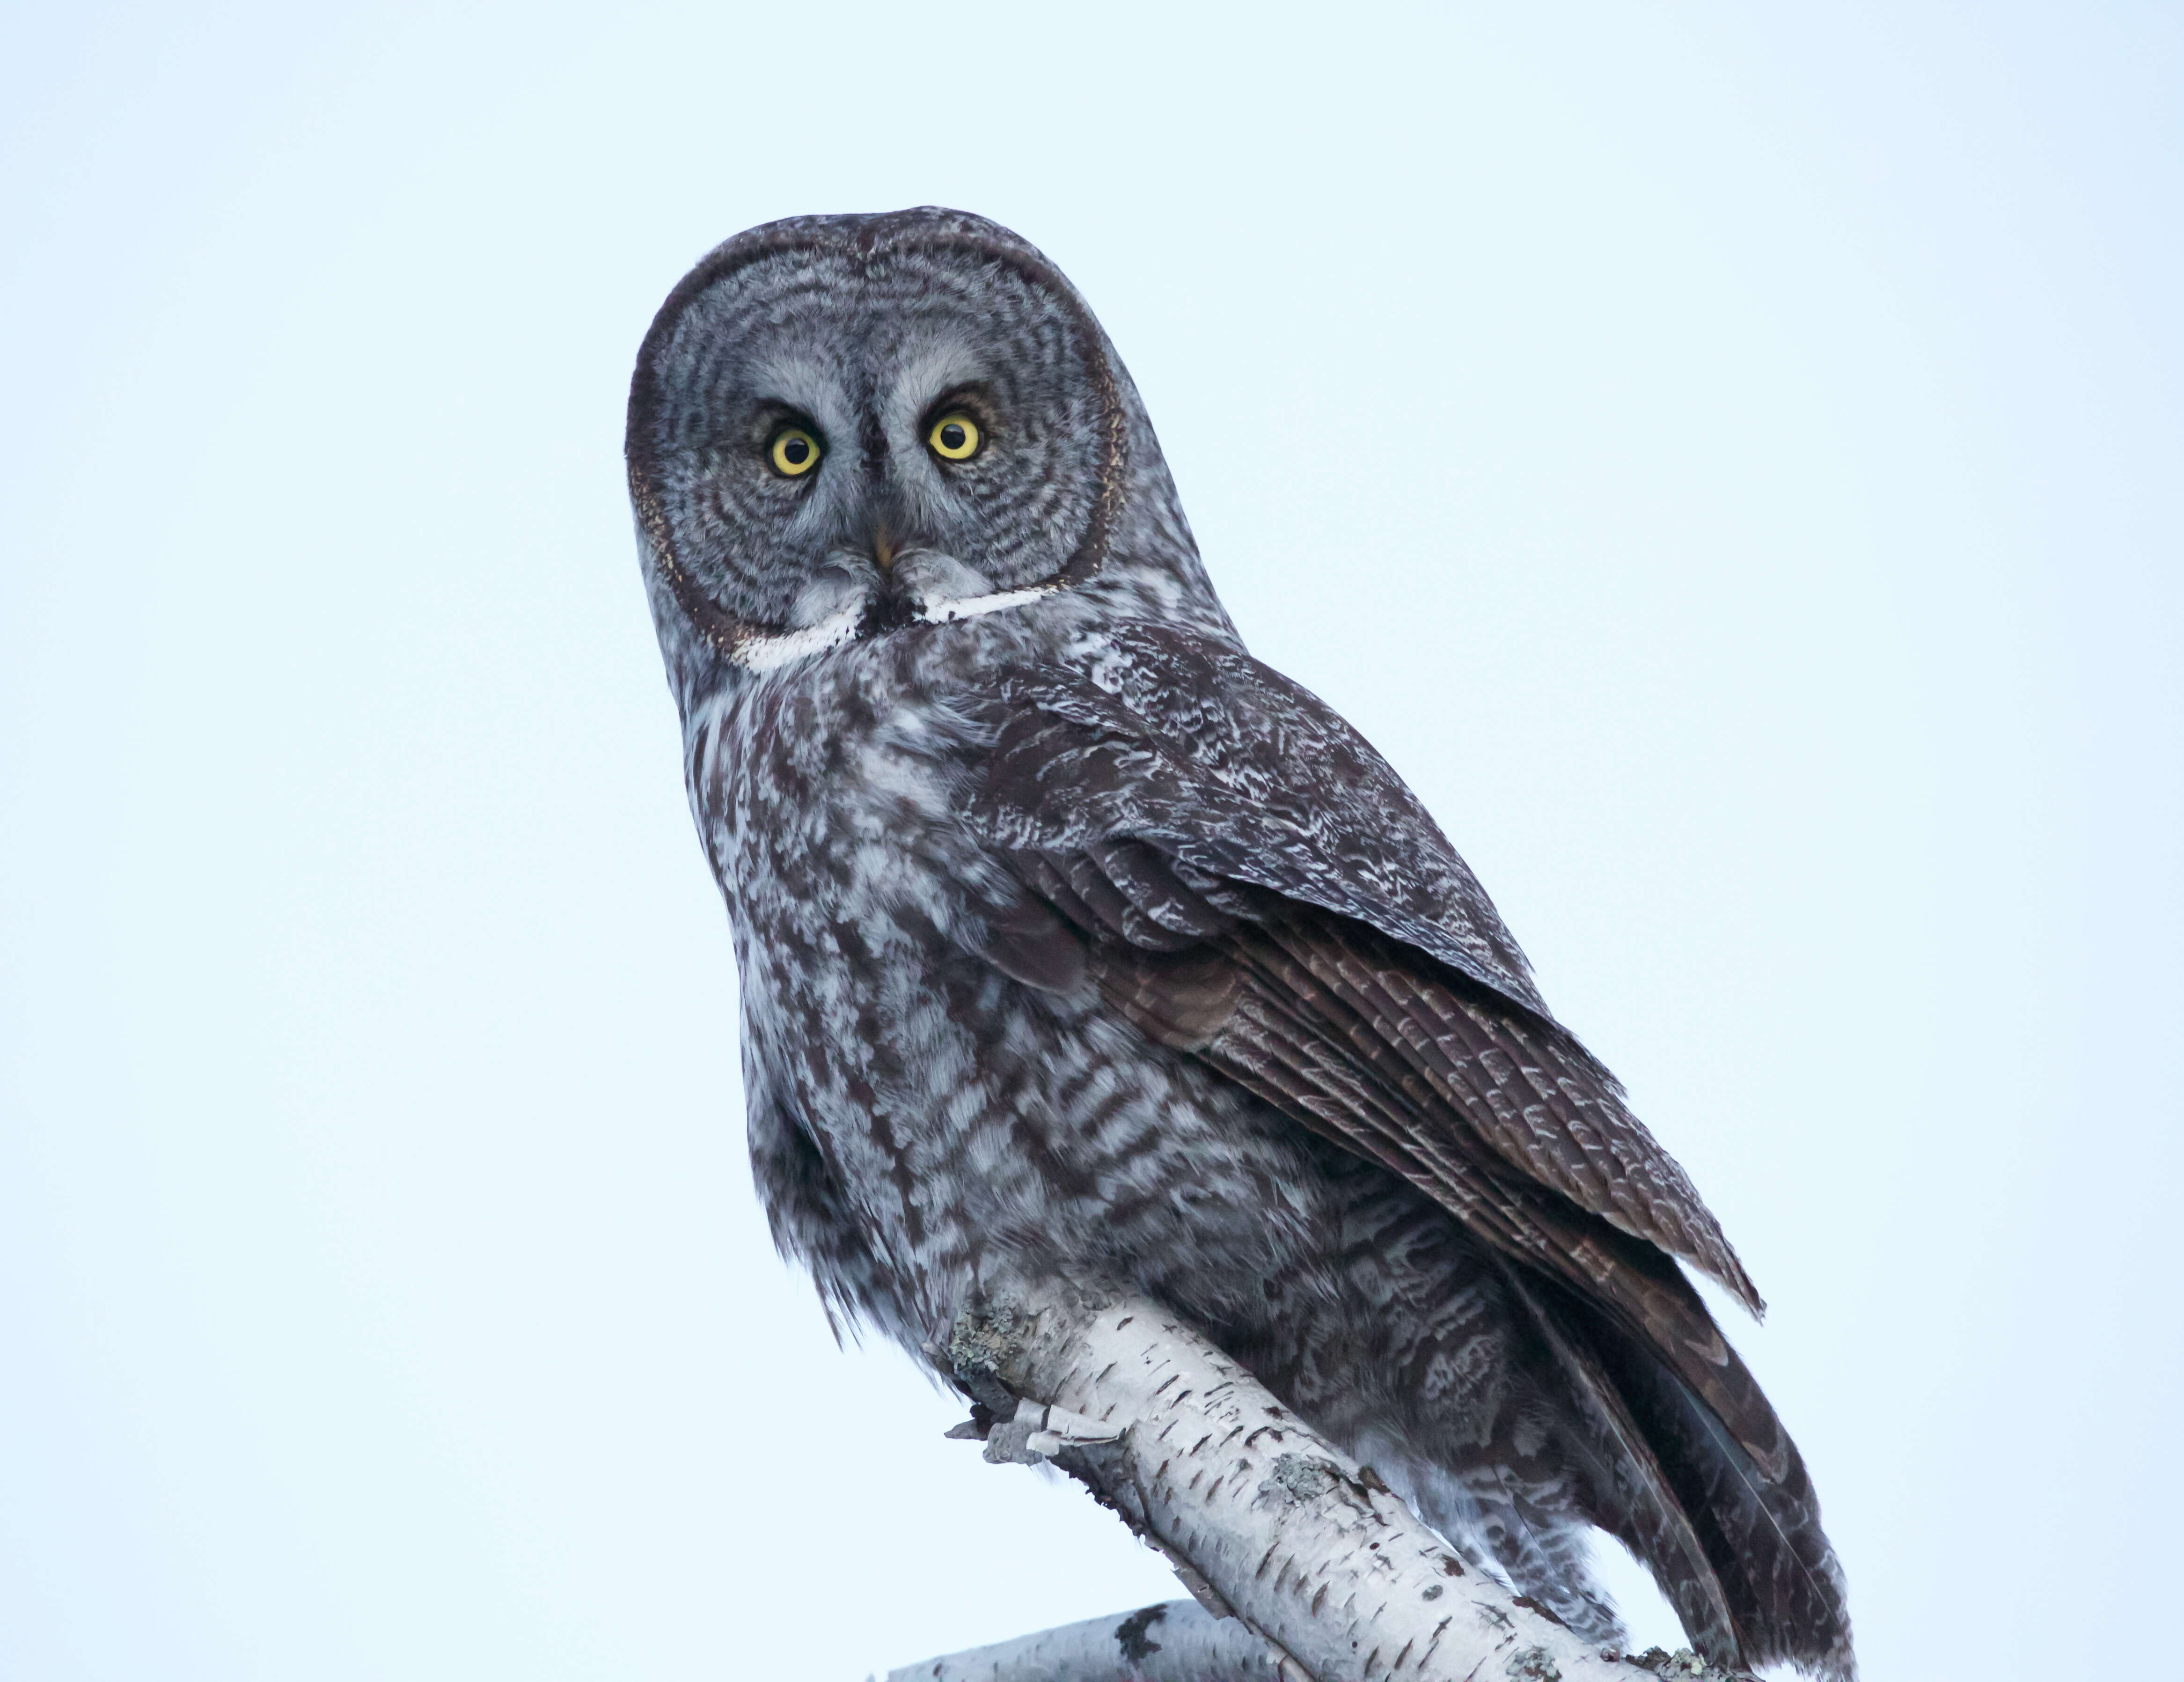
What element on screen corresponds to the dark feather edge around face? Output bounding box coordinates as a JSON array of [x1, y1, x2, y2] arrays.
[[625, 208, 1130, 656]]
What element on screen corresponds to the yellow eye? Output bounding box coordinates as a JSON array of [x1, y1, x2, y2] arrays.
[[927, 413, 980, 461], [770, 427, 821, 477]]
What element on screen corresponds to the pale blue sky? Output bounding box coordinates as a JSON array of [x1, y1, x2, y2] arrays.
[[2, 5, 2178, 1678]]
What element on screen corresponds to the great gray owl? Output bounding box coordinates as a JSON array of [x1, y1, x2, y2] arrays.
[[626, 207, 1852, 1679]]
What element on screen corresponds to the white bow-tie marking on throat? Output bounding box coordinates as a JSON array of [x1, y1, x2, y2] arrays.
[[729, 584, 1058, 673]]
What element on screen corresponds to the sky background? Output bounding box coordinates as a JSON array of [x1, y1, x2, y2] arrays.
[[2, 4, 2178, 1678]]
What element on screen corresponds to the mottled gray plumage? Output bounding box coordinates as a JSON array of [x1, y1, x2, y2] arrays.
[[626, 208, 1853, 1679]]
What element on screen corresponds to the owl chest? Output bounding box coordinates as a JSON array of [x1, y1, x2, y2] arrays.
[[702, 680, 1031, 1251], [695, 661, 1331, 1325]]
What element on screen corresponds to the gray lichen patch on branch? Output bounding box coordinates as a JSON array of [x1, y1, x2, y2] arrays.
[[1254, 1451, 1396, 1518], [936, 1295, 1034, 1418], [1258, 1452, 1345, 1506], [1624, 1648, 1748, 1681], [943, 1295, 1032, 1385]]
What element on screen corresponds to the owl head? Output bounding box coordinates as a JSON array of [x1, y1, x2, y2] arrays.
[[626, 208, 1228, 695]]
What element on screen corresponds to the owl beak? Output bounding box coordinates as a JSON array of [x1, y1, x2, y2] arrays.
[[871, 526, 897, 571]]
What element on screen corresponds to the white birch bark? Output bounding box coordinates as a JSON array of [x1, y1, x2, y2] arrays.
[[882, 1599, 1287, 1682], [916, 1285, 1642, 1682]]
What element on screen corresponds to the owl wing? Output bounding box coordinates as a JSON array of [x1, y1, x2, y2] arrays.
[[963, 624, 1772, 1425]]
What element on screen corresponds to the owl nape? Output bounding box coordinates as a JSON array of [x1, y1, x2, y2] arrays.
[[625, 208, 1853, 1680]]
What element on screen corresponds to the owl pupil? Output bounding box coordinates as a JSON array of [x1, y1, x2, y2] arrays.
[[940, 423, 966, 451], [782, 437, 810, 464]]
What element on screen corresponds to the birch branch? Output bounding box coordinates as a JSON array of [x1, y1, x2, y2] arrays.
[[884, 1602, 1740, 1682], [909, 1284, 1653, 1682], [882, 1598, 1286, 1682]]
